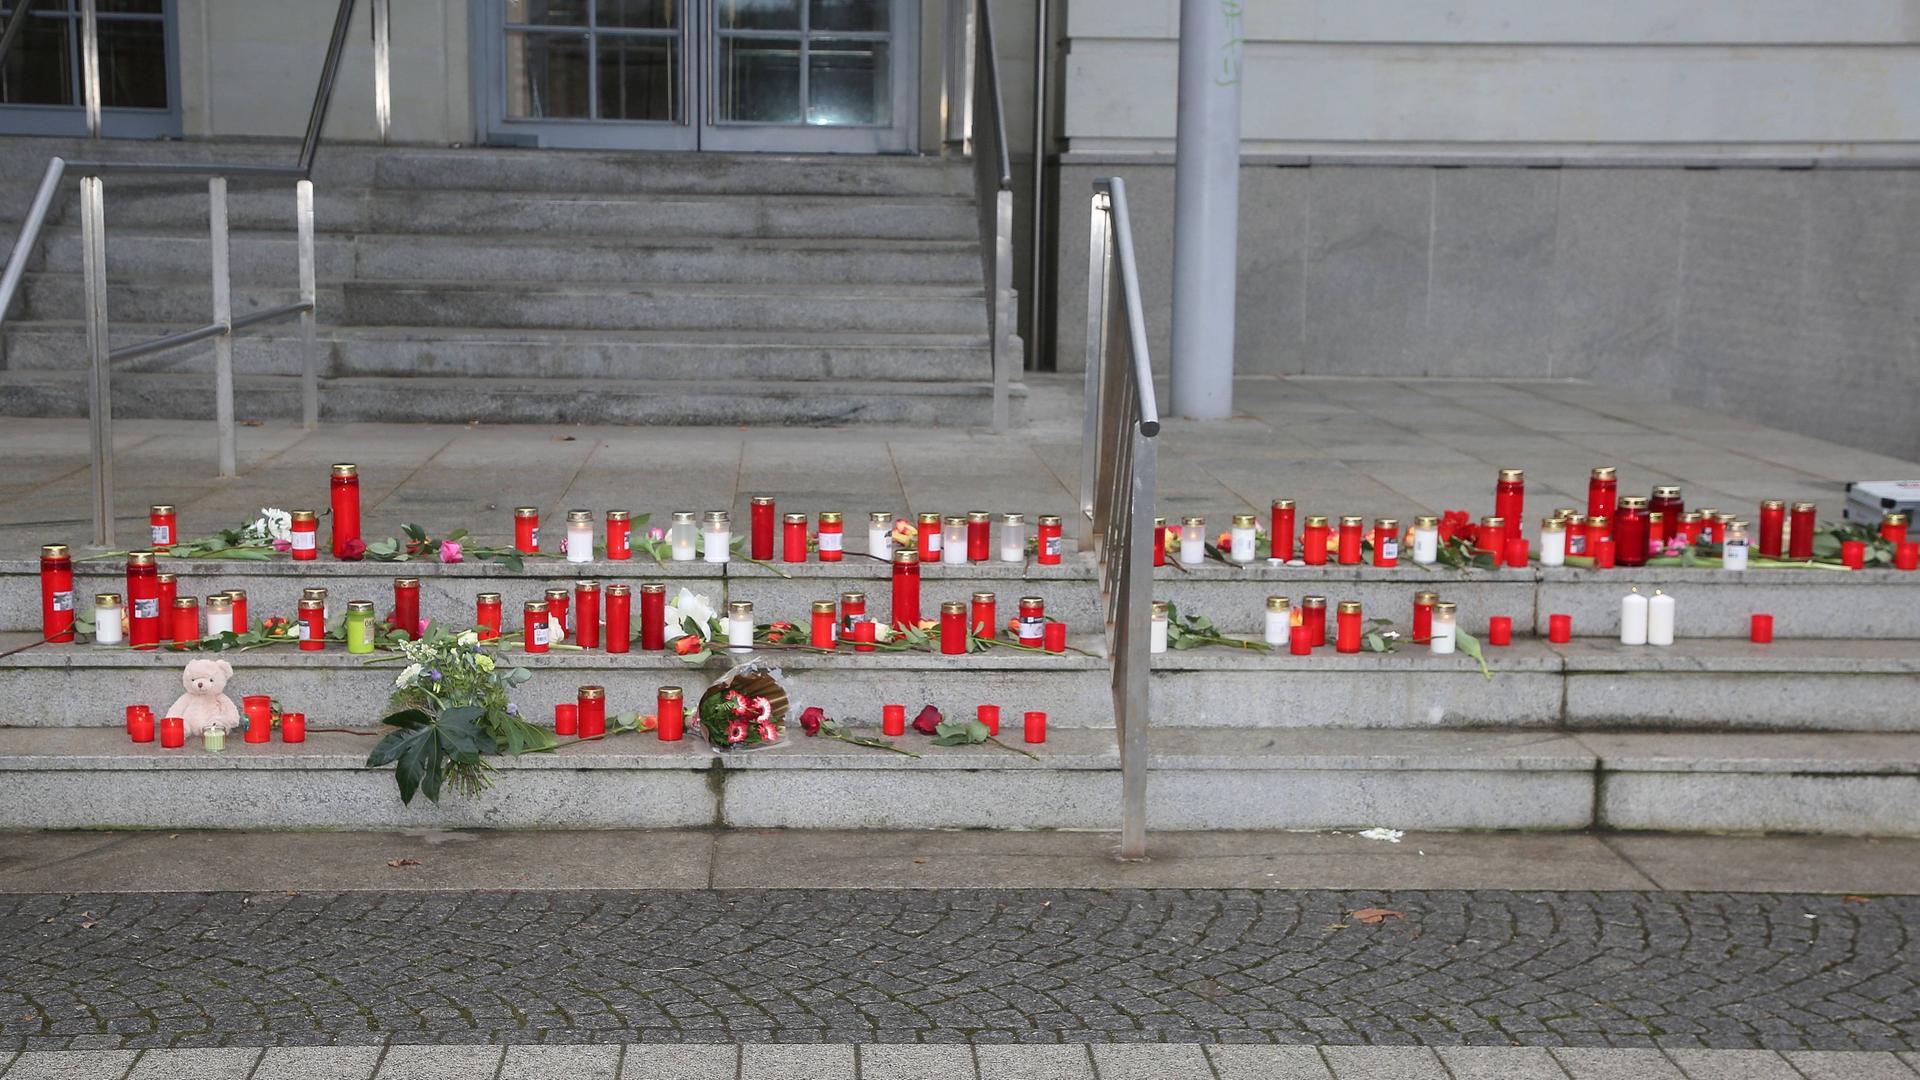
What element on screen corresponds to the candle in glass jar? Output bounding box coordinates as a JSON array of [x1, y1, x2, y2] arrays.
[[966, 511, 992, 562], [1151, 599, 1169, 654], [1410, 515, 1439, 565], [224, 589, 248, 634], [1566, 514, 1589, 556], [1895, 541, 1919, 571], [1548, 612, 1572, 644], [1587, 466, 1618, 522], [1487, 616, 1512, 647], [204, 726, 226, 753], [1714, 513, 1736, 548], [891, 550, 921, 628], [1477, 516, 1507, 559], [1840, 540, 1866, 570], [1335, 600, 1362, 654], [149, 504, 177, 548], [331, 464, 361, 558], [1271, 499, 1295, 562], [998, 513, 1026, 562], [750, 496, 776, 560], [703, 511, 732, 564], [554, 702, 578, 736], [604, 585, 631, 653], [1429, 602, 1457, 655], [868, 511, 893, 560], [917, 512, 942, 561], [780, 512, 808, 563], [578, 686, 606, 738], [1650, 486, 1684, 533], [1023, 710, 1047, 744], [298, 598, 326, 651], [1263, 596, 1289, 646], [390, 577, 420, 638], [942, 516, 969, 565], [1303, 595, 1327, 648], [514, 506, 540, 555], [160, 715, 185, 749], [811, 599, 837, 650], [1593, 535, 1617, 569], [969, 591, 995, 639], [243, 695, 272, 743], [157, 573, 177, 626], [1614, 497, 1650, 568], [1504, 536, 1529, 569], [657, 687, 685, 741], [1540, 516, 1567, 567], [671, 511, 699, 562], [346, 600, 377, 654], [170, 597, 200, 645], [1883, 512, 1910, 544], [303, 586, 330, 626], [841, 591, 868, 636], [1043, 620, 1067, 654], [523, 600, 551, 653], [545, 588, 570, 642], [1788, 502, 1817, 559], [1678, 510, 1703, 545], [725, 601, 755, 651], [1722, 520, 1750, 571], [640, 583, 666, 650], [1751, 613, 1775, 643], [1153, 516, 1168, 567], [1646, 511, 1666, 548], [204, 593, 234, 638], [1588, 514, 1612, 544], [39, 544, 74, 643], [1336, 516, 1363, 565], [1179, 517, 1206, 566], [127, 704, 154, 742], [1495, 469, 1526, 532], [574, 581, 600, 650], [93, 593, 123, 645], [565, 510, 595, 563], [1413, 591, 1437, 643], [815, 512, 843, 562], [1017, 596, 1046, 647], [1757, 500, 1785, 558], [1373, 518, 1399, 568], [1230, 514, 1258, 563], [290, 509, 318, 560], [477, 592, 503, 640], [607, 510, 632, 561], [940, 601, 966, 654], [1301, 516, 1329, 566], [1036, 514, 1063, 565]]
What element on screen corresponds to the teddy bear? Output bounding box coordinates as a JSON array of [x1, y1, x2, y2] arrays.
[[167, 658, 241, 737]]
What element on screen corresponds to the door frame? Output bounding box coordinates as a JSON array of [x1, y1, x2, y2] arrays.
[[472, 0, 917, 154], [0, 0, 183, 139]]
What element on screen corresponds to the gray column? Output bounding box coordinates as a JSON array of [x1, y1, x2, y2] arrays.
[[1168, 0, 1244, 420]]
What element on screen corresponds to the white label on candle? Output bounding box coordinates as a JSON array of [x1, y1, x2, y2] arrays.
[[299, 621, 312, 641], [1723, 538, 1749, 571], [134, 598, 159, 619], [1381, 538, 1399, 561], [151, 524, 170, 545], [869, 530, 890, 558], [1412, 529, 1438, 564], [291, 531, 316, 552], [532, 624, 550, 647], [95, 615, 122, 644], [51, 590, 73, 612], [818, 532, 842, 553], [1044, 536, 1061, 557]]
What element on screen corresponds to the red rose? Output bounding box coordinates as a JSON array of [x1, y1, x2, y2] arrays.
[[340, 537, 367, 561], [799, 707, 824, 736], [912, 705, 943, 735]]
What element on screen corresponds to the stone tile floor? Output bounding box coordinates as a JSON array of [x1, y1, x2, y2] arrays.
[[3, 376, 1914, 556]]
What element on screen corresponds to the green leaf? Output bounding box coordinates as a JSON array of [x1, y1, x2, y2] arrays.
[[1453, 628, 1493, 680]]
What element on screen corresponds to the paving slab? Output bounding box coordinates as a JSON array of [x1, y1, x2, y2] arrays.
[[1603, 834, 1920, 894], [1, 1052, 140, 1080], [1783, 1050, 1920, 1078], [739, 1044, 854, 1080], [498, 1045, 621, 1080], [1206, 1045, 1334, 1079], [858, 1044, 976, 1080], [375, 1047, 505, 1080], [974, 1045, 1092, 1080], [1318, 1046, 1449, 1079], [123, 1048, 261, 1079], [252, 1046, 384, 1080], [1436, 1046, 1571, 1079], [617, 1045, 736, 1080], [1662, 1049, 1805, 1079], [1552, 1048, 1688, 1079], [1085, 1044, 1211, 1079]]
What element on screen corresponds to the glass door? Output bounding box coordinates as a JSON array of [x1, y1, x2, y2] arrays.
[[0, 0, 180, 138], [479, 0, 914, 153]]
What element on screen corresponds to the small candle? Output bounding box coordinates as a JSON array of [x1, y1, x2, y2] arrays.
[[1679, 511, 1704, 546], [1593, 536, 1617, 569], [160, 715, 185, 748], [127, 705, 154, 743], [1757, 500, 1785, 558], [750, 496, 777, 561], [1429, 602, 1457, 655], [977, 704, 1000, 736], [1230, 514, 1258, 564], [640, 583, 666, 651], [852, 619, 877, 652], [1303, 595, 1327, 648], [1587, 466, 1618, 521], [841, 591, 868, 636], [942, 516, 969, 565], [1023, 710, 1047, 744], [1152, 516, 1168, 567], [566, 509, 595, 564], [1881, 512, 1909, 544], [940, 601, 967, 654], [1335, 600, 1362, 654], [93, 593, 123, 645], [815, 512, 843, 563], [242, 695, 272, 743], [1897, 541, 1919, 571], [1647, 511, 1667, 548], [1372, 518, 1399, 567], [780, 512, 810, 562], [812, 599, 839, 651], [1548, 612, 1572, 644], [157, 573, 177, 634], [290, 509, 318, 560], [671, 511, 699, 561], [1539, 517, 1567, 567], [523, 599, 551, 653], [1017, 597, 1046, 648], [1588, 513, 1612, 544], [279, 712, 306, 743], [917, 512, 943, 561], [149, 503, 177, 547], [554, 702, 578, 736], [891, 550, 922, 628], [476, 592, 503, 641], [1043, 620, 1067, 654], [1650, 486, 1685, 534], [1722, 520, 1751, 571], [1151, 600, 1169, 654], [1495, 469, 1526, 535], [331, 464, 362, 559], [1263, 596, 1289, 646], [298, 598, 326, 651], [514, 505, 540, 555], [1647, 589, 1675, 646], [1614, 497, 1650, 568], [607, 510, 632, 561], [704, 511, 732, 564], [1840, 540, 1866, 570], [969, 591, 995, 639], [1566, 514, 1589, 556], [1750, 613, 1774, 643], [1289, 618, 1311, 656], [657, 687, 684, 741], [967, 511, 992, 562], [1487, 615, 1512, 646], [1620, 587, 1648, 645], [729, 600, 756, 652], [1179, 516, 1206, 566], [202, 726, 225, 753], [868, 511, 893, 560], [999, 513, 1026, 562], [1410, 515, 1439, 565], [574, 581, 601, 650], [578, 686, 606, 738], [391, 577, 421, 639], [170, 597, 199, 646], [1503, 536, 1528, 569], [882, 704, 906, 737], [1477, 516, 1506, 560], [1301, 516, 1329, 566], [1271, 499, 1296, 563], [1788, 502, 1817, 560], [1412, 591, 1437, 644], [205, 594, 234, 637]]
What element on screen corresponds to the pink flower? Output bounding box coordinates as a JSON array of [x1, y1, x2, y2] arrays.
[[416, 619, 430, 639], [272, 538, 292, 553], [647, 526, 667, 542], [757, 720, 779, 743], [725, 720, 749, 744], [439, 540, 463, 564]]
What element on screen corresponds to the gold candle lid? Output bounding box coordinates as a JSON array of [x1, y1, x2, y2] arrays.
[[1413, 515, 1438, 528], [729, 600, 755, 617], [1888, 511, 1910, 525], [332, 463, 358, 478], [1480, 515, 1505, 527], [1302, 595, 1327, 609], [811, 600, 836, 614], [1792, 501, 1817, 512], [658, 686, 684, 700], [1731, 519, 1751, 531], [1695, 506, 1720, 520], [1681, 511, 1703, 523], [943, 515, 967, 526], [1591, 466, 1616, 480], [1272, 498, 1294, 510], [1499, 468, 1524, 482], [222, 589, 243, 603], [302, 586, 329, 600], [781, 512, 806, 525], [1589, 514, 1610, 528], [1002, 512, 1025, 524], [1415, 591, 1439, 605], [836, 592, 865, 607], [1648, 512, 1665, 523], [1152, 600, 1170, 616], [1019, 596, 1045, 610], [1266, 596, 1290, 612], [705, 510, 730, 526], [1716, 512, 1736, 524], [298, 598, 324, 612], [1182, 516, 1205, 527], [606, 584, 630, 596], [1761, 499, 1785, 510], [150, 504, 175, 515], [1376, 518, 1398, 530], [1233, 514, 1257, 528], [1618, 496, 1649, 510], [674, 511, 699, 524], [970, 591, 995, 604], [514, 506, 539, 518], [917, 512, 941, 525], [1541, 516, 1565, 532], [1435, 601, 1458, 615], [1037, 514, 1061, 527], [579, 686, 605, 700], [869, 511, 893, 526], [893, 549, 919, 565], [523, 599, 549, 613], [607, 509, 631, 521], [1153, 516, 1166, 527], [291, 509, 317, 524], [346, 600, 375, 613], [941, 600, 965, 615], [967, 510, 992, 523], [1339, 515, 1363, 527], [41, 543, 69, 558], [477, 592, 503, 603], [1337, 600, 1363, 615], [394, 577, 419, 589], [95, 592, 122, 605], [574, 580, 599, 592], [544, 588, 569, 600], [640, 582, 666, 595], [1568, 514, 1588, 526], [205, 594, 232, 611], [818, 512, 842, 525], [751, 496, 775, 507], [566, 509, 593, 524], [1653, 486, 1682, 498], [1305, 515, 1328, 527], [156, 572, 177, 585], [128, 551, 157, 566]]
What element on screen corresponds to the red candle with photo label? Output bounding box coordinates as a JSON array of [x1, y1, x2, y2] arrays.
[[967, 511, 992, 563], [840, 591, 867, 636], [639, 583, 666, 651], [1337, 517, 1363, 565], [749, 496, 775, 560], [476, 592, 502, 641], [816, 512, 844, 563], [1271, 500, 1295, 562], [1495, 469, 1526, 534], [606, 510, 632, 561], [330, 464, 361, 559], [1023, 710, 1047, 744], [554, 702, 578, 736], [1757, 500, 1785, 558], [578, 686, 606, 739], [1788, 502, 1817, 560], [1567, 515, 1589, 556], [1037, 514, 1063, 565], [970, 591, 996, 639], [1413, 591, 1437, 644], [782, 513, 808, 563], [1018, 597, 1046, 648], [391, 578, 420, 638], [1587, 466, 1617, 522], [298, 598, 326, 651], [1302, 516, 1329, 566], [1335, 601, 1362, 654], [127, 552, 160, 650], [1614, 497, 1649, 568], [279, 712, 305, 743], [159, 715, 185, 749], [812, 600, 839, 650], [290, 509, 318, 561], [977, 704, 1000, 736], [604, 585, 631, 653], [242, 695, 272, 743], [1372, 518, 1398, 568], [891, 550, 921, 628], [148, 504, 177, 548], [657, 687, 684, 741], [882, 704, 906, 737], [514, 506, 540, 555], [545, 588, 570, 643], [127, 705, 154, 743], [1303, 596, 1327, 648], [39, 544, 75, 644], [573, 581, 600, 649], [1477, 516, 1507, 559], [171, 597, 199, 646], [523, 600, 551, 653], [940, 601, 966, 654]]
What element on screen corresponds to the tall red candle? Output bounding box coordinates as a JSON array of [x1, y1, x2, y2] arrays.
[[782, 513, 808, 563], [1017, 597, 1046, 648], [965, 511, 991, 563], [391, 578, 420, 638], [542, 588, 569, 643], [290, 509, 318, 560], [1495, 469, 1526, 533], [574, 581, 600, 649], [891, 550, 922, 628], [170, 597, 199, 646], [1614, 497, 1650, 568], [1649, 486, 1684, 533], [1036, 514, 1063, 565], [812, 600, 838, 650], [1757, 500, 1785, 558], [1302, 596, 1327, 648], [523, 600, 551, 653], [916, 512, 941, 562], [1335, 600, 1362, 654], [330, 464, 361, 559], [1372, 518, 1399, 568], [148, 503, 177, 548], [657, 687, 684, 741], [513, 507, 540, 555], [1337, 516, 1363, 565], [127, 552, 160, 650], [242, 695, 272, 743], [970, 591, 996, 639], [817, 512, 844, 562], [476, 592, 502, 640], [1413, 591, 1437, 644], [1271, 499, 1295, 562], [1023, 710, 1047, 744], [39, 544, 75, 643], [639, 583, 666, 651], [749, 496, 776, 560], [159, 715, 185, 749], [578, 686, 606, 739], [1788, 502, 1817, 560], [1152, 516, 1167, 567], [604, 584, 631, 653], [156, 573, 177, 625], [298, 598, 326, 651], [606, 510, 632, 561], [225, 589, 248, 635], [940, 601, 966, 654], [1301, 516, 1329, 566], [1587, 466, 1618, 522]]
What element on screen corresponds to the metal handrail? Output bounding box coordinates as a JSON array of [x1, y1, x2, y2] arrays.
[[1077, 177, 1160, 860], [954, 0, 1016, 433], [0, 2, 30, 70], [973, 0, 1013, 192]]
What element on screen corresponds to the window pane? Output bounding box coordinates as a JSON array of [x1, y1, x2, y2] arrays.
[[597, 34, 677, 122], [505, 0, 586, 26], [98, 1, 164, 14], [0, 14, 73, 106], [596, 0, 677, 29], [504, 31, 589, 118], [718, 0, 798, 31], [810, 0, 886, 33], [99, 16, 167, 108], [716, 35, 799, 123], [807, 39, 885, 126]]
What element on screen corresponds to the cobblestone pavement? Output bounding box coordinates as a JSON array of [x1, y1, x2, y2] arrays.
[[1, 889, 1916, 1053]]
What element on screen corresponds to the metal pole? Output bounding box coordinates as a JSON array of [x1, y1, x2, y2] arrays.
[[371, 0, 392, 143], [80, 177, 114, 547], [1078, 188, 1112, 549], [1027, 0, 1048, 370], [0, 2, 32, 67], [208, 177, 236, 479], [992, 187, 1013, 433], [297, 180, 319, 429], [944, 0, 971, 147], [1117, 429, 1155, 860], [79, 0, 101, 138], [0, 157, 65, 326], [1168, 0, 1242, 420]]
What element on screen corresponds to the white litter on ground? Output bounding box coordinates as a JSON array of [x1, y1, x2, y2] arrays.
[[1358, 828, 1404, 843]]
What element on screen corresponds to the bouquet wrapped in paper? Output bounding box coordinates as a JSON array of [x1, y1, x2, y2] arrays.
[[698, 659, 794, 751]]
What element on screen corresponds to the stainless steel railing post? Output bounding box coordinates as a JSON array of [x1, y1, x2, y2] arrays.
[[208, 177, 236, 479], [372, 0, 392, 143], [297, 180, 319, 429], [80, 177, 113, 547], [79, 0, 101, 138]]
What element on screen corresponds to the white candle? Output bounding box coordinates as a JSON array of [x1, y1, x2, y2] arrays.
[[1179, 516, 1205, 566], [1429, 602, 1457, 655], [726, 601, 754, 652], [565, 510, 595, 563], [999, 513, 1026, 562], [868, 512, 893, 560], [670, 511, 697, 561], [1230, 515, 1257, 563], [1411, 516, 1439, 564], [1150, 601, 1168, 654], [93, 594, 123, 645], [1263, 597, 1289, 646], [942, 516, 968, 564], [1620, 588, 1649, 646], [205, 605, 234, 637], [1647, 589, 1675, 646], [703, 511, 731, 564], [1722, 520, 1750, 571], [1540, 517, 1567, 567]]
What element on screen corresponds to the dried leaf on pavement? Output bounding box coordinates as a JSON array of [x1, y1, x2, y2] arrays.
[[1350, 907, 1403, 925]]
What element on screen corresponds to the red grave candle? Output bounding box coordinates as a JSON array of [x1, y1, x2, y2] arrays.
[[891, 550, 922, 629], [242, 695, 272, 743], [1495, 469, 1526, 535], [159, 716, 185, 749], [523, 600, 551, 654], [1567, 515, 1589, 556], [1504, 536, 1529, 568], [1477, 516, 1507, 560], [1372, 518, 1399, 568], [330, 464, 361, 559], [1037, 514, 1064, 566], [749, 496, 776, 560], [391, 578, 420, 638], [298, 598, 326, 651], [639, 583, 666, 651], [840, 591, 867, 637], [127, 705, 154, 743], [1647, 512, 1666, 548], [882, 704, 906, 737], [1043, 620, 1067, 654], [1335, 600, 1362, 654], [513, 506, 540, 555], [1302, 596, 1327, 648], [1413, 591, 1437, 644], [148, 504, 177, 548], [157, 573, 177, 625], [290, 509, 318, 561], [1017, 597, 1046, 648], [1882, 512, 1909, 545], [1788, 502, 1817, 560], [1897, 541, 1919, 572], [573, 581, 600, 649], [1750, 614, 1774, 643], [577, 686, 606, 739], [279, 712, 306, 743], [170, 597, 200, 646], [966, 511, 992, 562], [817, 512, 844, 562], [604, 585, 631, 653], [1840, 540, 1867, 570], [606, 510, 632, 561], [226, 590, 248, 635], [1613, 497, 1650, 568], [1548, 613, 1572, 644], [554, 702, 578, 737], [940, 601, 966, 654], [544, 588, 570, 643], [852, 619, 877, 652], [1337, 516, 1364, 566], [1271, 500, 1295, 562], [127, 551, 161, 651], [1289, 619, 1311, 656], [1757, 500, 1785, 559], [782, 513, 808, 563], [1649, 486, 1684, 534], [977, 704, 1000, 736], [39, 544, 75, 643], [1023, 710, 1047, 744], [1301, 516, 1329, 566], [970, 591, 996, 639], [657, 687, 684, 741], [476, 593, 502, 641], [1152, 517, 1168, 567], [812, 600, 839, 651], [1487, 616, 1512, 646], [1587, 466, 1618, 522], [1593, 536, 1617, 569], [916, 512, 941, 562]]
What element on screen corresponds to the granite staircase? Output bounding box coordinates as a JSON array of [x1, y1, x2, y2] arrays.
[[0, 137, 1017, 426]]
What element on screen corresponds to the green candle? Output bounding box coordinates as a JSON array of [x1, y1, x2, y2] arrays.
[[345, 600, 376, 654], [202, 728, 225, 752]]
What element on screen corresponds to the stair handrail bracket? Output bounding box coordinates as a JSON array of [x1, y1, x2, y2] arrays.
[[951, 0, 1016, 434], [1077, 176, 1160, 861]]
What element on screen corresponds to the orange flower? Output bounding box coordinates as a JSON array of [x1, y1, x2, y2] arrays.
[[1216, 531, 1232, 549], [639, 714, 658, 731], [673, 636, 703, 655]]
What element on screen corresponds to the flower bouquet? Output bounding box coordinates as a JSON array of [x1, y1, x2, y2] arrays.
[[697, 659, 792, 751]]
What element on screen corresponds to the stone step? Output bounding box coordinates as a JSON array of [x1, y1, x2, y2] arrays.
[[0, 370, 1024, 426], [0, 322, 992, 381], [0, 726, 1912, 834], [369, 148, 975, 198]]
